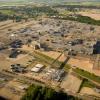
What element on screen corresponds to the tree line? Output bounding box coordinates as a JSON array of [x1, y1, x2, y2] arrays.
[[0, 6, 58, 22], [21, 84, 81, 100], [54, 14, 100, 26]]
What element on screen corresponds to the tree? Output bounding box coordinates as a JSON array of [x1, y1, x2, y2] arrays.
[[21, 84, 81, 100]]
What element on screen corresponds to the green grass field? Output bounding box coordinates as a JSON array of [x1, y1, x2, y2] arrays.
[[0, 9, 15, 15], [0, 0, 28, 6], [73, 68, 100, 84]]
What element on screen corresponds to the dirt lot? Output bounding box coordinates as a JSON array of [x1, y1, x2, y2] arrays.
[[80, 87, 100, 97], [0, 20, 12, 27], [0, 19, 37, 32], [19, 45, 34, 52], [0, 79, 25, 100], [8, 54, 33, 66], [40, 51, 66, 62], [0, 53, 13, 71], [61, 73, 82, 93], [68, 58, 93, 70]]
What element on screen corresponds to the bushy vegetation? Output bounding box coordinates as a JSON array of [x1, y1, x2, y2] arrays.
[[0, 13, 9, 21], [0, 12, 23, 22], [74, 15, 100, 26], [55, 14, 100, 26], [21, 84, 80, 100], [21, 6, 58, 17]]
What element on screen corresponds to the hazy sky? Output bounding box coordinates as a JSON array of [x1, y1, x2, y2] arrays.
[[0, 0, 99, 3], [0, 0, 99, 1]]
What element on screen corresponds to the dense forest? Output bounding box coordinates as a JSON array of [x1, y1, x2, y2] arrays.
[[21, 84, 80, 100]]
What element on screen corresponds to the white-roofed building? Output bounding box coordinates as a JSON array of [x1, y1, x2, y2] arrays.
[[31, 64, 44, 73], [35, 64, 44, 68]]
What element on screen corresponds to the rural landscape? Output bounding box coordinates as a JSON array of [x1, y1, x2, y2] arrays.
[[0, 0, 100, 100]]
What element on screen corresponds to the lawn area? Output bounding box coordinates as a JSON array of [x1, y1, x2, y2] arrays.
[[0, 10, 15, 15], [82, 79, 95, 88], [73, 68, 100, 84]]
